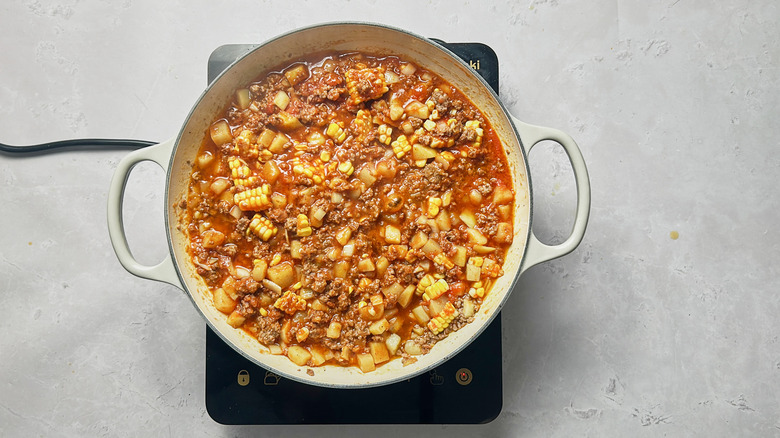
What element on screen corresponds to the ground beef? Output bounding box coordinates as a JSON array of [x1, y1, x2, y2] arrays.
[[255, 318, 281, 344]]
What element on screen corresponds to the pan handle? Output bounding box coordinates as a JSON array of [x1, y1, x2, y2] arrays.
[[107, 138, 183, 289], [511, 117, 591, 274]]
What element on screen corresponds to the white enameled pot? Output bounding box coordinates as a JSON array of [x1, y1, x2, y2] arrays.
[[107, 22, 590, 388]]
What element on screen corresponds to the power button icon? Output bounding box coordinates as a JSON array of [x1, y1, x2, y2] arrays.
[[455, 368, 472, 386]]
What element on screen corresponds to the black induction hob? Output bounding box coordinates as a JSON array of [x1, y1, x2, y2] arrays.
[[205, 40, 503, 425]]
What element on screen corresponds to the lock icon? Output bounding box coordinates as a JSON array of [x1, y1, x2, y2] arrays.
[[237, 369, 250, 386]]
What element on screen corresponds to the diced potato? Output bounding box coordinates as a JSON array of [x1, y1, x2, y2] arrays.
[[498, 204, 512, 220], [400, 63, 417, 75], [327, 321, 342, 339], [356, 353, 376, 372], [493, 186, 514, 204], [213, 288, 236, 314], [311, 299, 329, 311], [310, 345, 334, 366], [369, 342, 390, 364], [266, 262, 296, 289], [273, 90, 290, 110], [459, 210, 477, 228], [359, 302, 385, 321], [333, 261, 350, 278], [236, 88, 251, 110], [197, 152, 214, 169], [389, 317, 404, 333], [452, 246, 467, 267], [397, 285, 415, 308], [386, 333, 402, 355], [290, 240, 302, 259], [376, 256, 389, 277], [287, 345, 311, 366], [357, 165, 377, 186], [280, 320, 292, 344], [284, 64, 308, 86], [410, 231, 429, 249], [384, 224, 401, 244], [466, 263, 481, 282], [335, 227, 352, 246], [271, 192, 287, 209], [474, 245, 496, 254], [222, 276, 237, 299], [420, 238, 442, 256], [434, 210, 451, 231], [384, 70, 400, 84], [466, 228, 489, 245], [412, 143, 437, 160], [462, 297, 475, 318], [429, 296, 449, 317], [495, 222, 513, 243], [201, 229, 225, 249], [369, 318, 390, 335], [405, 100, 429, 119], [358, 257, 375, 272], [257, 129, 276, 147], [263, 160, 281, 183], [309, 206, 327, 228], [268, 344, 283, 355], [411, 305, 430, 324], [269, 132, 290, 153], [209, 120, 232, 146], [226, 310, 245, 328], [382, 282, 404, 300], [469, 189, 483, 204], [210, 178, 231, 195], [275, 111, 303, 132], [404, 340, 422, 356], [389, 103, 404, 121]]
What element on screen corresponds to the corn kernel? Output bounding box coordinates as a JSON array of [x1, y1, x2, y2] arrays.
[[228, 157, 251, 179], [338, 160, 354, 176], [270, 254, 282, 267], [422, 278, 449, 301], [319, 151, 331, 162], [377, 124, 392, 145], [296, 214, 312, 237], [234, 185, 272, 211], [326, 122, 347, 144], [391, 135, 412, 159], [468, 281, 486, 298], [433, 253, 455, 270], [416, 274, 435, 295], [259, 308, 268, 316], [247, 214, 277, 241], [464, 120, 484, 147], [427, 302, 458, 334]]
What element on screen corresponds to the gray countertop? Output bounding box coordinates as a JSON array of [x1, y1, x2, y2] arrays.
[[1, 0, 778, 436]]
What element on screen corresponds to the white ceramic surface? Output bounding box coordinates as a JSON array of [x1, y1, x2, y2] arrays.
[[1, 0, 778, 436]]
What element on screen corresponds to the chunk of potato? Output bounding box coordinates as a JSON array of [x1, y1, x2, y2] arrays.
[[266, 262, 296, 289], [356, 353, 376, 372], [397, 285, 415, 308], [369, 342, 390, 364], [287, 345, 312, 366], [213, 288, 236, 314], [209, 120, 232, 146], [201, 229, 225, 249], [226, 310, 245, 328]]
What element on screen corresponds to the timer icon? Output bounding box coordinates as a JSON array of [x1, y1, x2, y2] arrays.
[[455, 368, 473, 386]]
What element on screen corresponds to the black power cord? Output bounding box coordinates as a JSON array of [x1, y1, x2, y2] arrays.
[[0, 138, 156, 154]]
